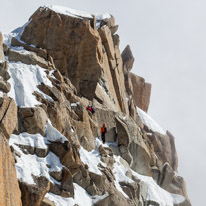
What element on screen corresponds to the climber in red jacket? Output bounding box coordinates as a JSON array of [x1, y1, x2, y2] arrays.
[[101, 124, 107, 144]]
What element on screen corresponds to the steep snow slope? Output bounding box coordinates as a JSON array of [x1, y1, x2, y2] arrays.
[[137, 107, 166, 135]]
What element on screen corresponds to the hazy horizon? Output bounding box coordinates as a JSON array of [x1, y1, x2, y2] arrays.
[[1, 1, 206, 205]]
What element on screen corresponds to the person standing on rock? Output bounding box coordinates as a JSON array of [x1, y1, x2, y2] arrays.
[[101, 124, 107, 144]]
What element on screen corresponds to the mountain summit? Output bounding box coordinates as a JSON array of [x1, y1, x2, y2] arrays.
[[0, 5, 191, 206]]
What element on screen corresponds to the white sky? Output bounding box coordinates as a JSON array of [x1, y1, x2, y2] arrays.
[[1, 0, 205, 205]]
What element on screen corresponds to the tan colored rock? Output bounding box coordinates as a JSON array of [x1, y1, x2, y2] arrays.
[[16, 144, 48, 158], [120, 182, 140, 201], [41, 197, 55, 206], [99, 26, 115, 68], [0, 32, 4, 61], [111, 52, 129, 115], [167, 130, 178, 171], [159, 163, 192, 206], [18, 107, 48, 136], [129, 72, 151, 112], [11, 37, 48, 59], [0, 60, 10, 81], [94, 192, 134, 206], [70, 104, 95, 151], [148, 131, 178, 171], [49, 142, 81, 169], [115, 116, 152, 176], [19, 176, 50, 206], [0, 96, 18, 139], [8, 49, 49, 69], [36, 83, 80, 147], [0, 132, 22, 206], [93, 108, 117, 142], [98, 15, 115, 28], [49, 170, 62, 182], [0, 79, 10, 93], [112, 34, 120, 47], [61, 167, 74, 197], [121, 45, 135, 73], [73, 164, 91, 190], [21, 7, 128, 115], [21, 7, 102, 100]]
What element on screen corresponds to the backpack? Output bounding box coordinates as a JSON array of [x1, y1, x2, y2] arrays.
[[101, 127, 105, 133]]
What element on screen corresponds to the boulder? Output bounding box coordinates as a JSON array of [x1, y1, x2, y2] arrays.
[[11, 37, 48, 59], [119, 182, 140, 201], [0, 96, 18, 139], [19, 176, 50, 206], [115, 116, 152, 176], [49, 142, 81, 169], [41, 197, 55, 206], [121, 45, 135, 73], [128, 72, 151, 112], [61, 167, 74, 198], [0, 79, 11, 93], [112, 34, 120, 47], [8, 49, 49, 69], [98, 15, 116, 29], [89, 172, 114, 195], [73, 164, 91, 190], [49, 171, 62, 182], [18, 107, 48, 136], [94, 192, 134, 206], [0, 32, 4, 61], [0, 60, 10, 81], [16, 144, 48, 158], [0, 132, 22, 206]]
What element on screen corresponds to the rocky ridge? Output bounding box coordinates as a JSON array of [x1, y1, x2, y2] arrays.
[[0, 5, 191, 206]]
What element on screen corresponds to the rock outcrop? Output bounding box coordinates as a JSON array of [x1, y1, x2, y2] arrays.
[[0, 95, 18, 139], [0, 132, 22, 206], [18, 6, 129, 115], [0, 5, 191, 206], [0, 32, 4, 61]]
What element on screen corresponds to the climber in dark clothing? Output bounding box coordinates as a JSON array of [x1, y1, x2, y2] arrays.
[[101, 124, 107, 144]]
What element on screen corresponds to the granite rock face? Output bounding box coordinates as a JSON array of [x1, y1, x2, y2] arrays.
[[20, 6, 129, 115], [0, 132, 22, 206], [0, 32, 4, 61], [0, 5, 192, 206]]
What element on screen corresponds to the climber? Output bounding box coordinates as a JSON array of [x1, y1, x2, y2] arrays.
[[101, 123, 107, 144], [86, 105, 95, 114]]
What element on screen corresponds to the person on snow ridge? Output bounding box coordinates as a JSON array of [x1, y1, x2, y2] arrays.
[[101, 124, 107, 144]]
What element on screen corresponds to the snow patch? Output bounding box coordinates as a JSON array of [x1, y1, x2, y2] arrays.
[[46, 5, 93, 19], [79, 146, 104, 175], [95, 13, 111, 20], [9, 133, 63, 185], [8, 61, 53, 107], [71, 102, 80, 107], [45, 120, 68, 143], [10, 133, 47, 149], [137, 107, 166, 135], [132, 171, 185, 205]]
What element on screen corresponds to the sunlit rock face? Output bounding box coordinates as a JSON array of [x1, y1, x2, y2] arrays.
[[0, 5, 191, 206]]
